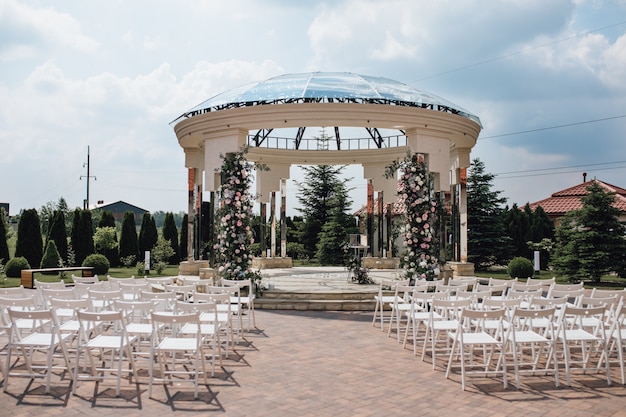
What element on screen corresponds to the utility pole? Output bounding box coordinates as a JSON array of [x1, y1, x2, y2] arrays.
[[80, 146, 96, 209]]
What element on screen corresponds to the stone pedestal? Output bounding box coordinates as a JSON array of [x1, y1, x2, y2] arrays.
[[362, 257, 400, 269], [252, 257, 293, 269], [179, 260, 210, 276], [199, 267, 217, 280], [445, 261, 475, 277]]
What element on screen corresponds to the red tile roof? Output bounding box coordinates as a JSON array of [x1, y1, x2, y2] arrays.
[[529, 179, 626, 217]]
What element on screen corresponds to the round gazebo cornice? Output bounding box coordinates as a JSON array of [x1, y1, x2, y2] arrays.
[[175, 102, 481, 151]]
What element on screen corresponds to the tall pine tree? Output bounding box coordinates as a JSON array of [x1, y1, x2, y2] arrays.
[[180, 213, 189, 261], [119, 211, 139, 263], [316, 180, 356, 265], [552, 181, 626, 282], [139, 212, 158, 260], [47, 210, 68, 263], [15, 208, 43, 268], [467, 158, 512, 269], [295, 164, 352, 259], [0, 208, 11, 265], [162, 212, 180, 264]]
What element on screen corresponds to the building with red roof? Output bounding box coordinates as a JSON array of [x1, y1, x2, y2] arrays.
[[528, 177, 626, 227]]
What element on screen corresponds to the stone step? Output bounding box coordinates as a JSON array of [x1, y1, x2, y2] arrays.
[[256, 290, 377, 311]]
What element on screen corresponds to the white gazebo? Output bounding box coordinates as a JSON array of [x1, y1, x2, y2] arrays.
[[171, 72, 481, 275]]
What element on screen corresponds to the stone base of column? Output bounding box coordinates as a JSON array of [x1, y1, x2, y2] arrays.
[[179, 260, 210, 276], [445, 261, 475, 277], [363, 257, 400, 269], [252, 257, 293, 269]]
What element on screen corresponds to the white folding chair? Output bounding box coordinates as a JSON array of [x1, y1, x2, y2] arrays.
[[194, 291, 235, 356], [446, 308, 508, 391], [41, 287, 77, 308], [403, 291, 449, 355], [601, 301, 626, 384], [4, 308, 73, 394], [87, 288, 121, 312], [221, 278, 257, 331], [149, 311, 208, 399], [114, 299, 156, 374], [119, 281, 150, 301], [422, 298, 471, 369], [71, 275, 100, 285], [72, 310, 138, 397], [388, 284, 427, 341], [556, 305, 611, 386], [106, 275, 136, 290], [140, 289, 176, 312], [175, 300, 222, 376], [506, 306, 559, 388], [164, 283, 196, 302]]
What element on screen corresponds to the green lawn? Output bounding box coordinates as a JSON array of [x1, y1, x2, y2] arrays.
[[0, 264, 182, 288]]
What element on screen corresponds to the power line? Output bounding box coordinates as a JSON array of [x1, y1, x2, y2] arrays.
[[496, 164, 626, 179], [480, 114, 626, 140], [496, 160, 626, 176]]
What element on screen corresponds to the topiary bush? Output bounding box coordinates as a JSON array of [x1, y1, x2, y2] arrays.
[[82, 253, 110, 276], [5, 256, 31, 278], [40, 240, 61, 274], [507, 256, 535, 279]]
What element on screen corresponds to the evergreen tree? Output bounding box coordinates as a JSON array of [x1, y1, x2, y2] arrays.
[[15, 208, 43, 268], [467, 158, 512, 269], [98, 210, 119, 267], [40, 240, 61, 271], [529, 205, 554, 242], [162, 212, 180, 264], [47, 210, 68, 262], [75, 209, 95, 265], [0, 208, 10, 265], [295, 164, 352, 259], [316, 182, 356, 265], [139, 212, 158, 260], [503, 204, 531, 259], [119, 211, 139, 263], [180, 213, 189, 261], [551, 181, 626, 282], [70, 208, 82, 266]]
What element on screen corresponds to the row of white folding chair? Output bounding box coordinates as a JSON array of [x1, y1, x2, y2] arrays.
[[437, 302, 611, 390], [2, 299, 218, 399], [372, 278, 412, 331]]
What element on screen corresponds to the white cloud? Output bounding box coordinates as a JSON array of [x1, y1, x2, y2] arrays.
[[0, 0, 99, 59], [371, 31, 416, 60]]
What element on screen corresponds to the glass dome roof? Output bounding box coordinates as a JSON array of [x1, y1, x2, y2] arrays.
[[171, 72, 481, 126]]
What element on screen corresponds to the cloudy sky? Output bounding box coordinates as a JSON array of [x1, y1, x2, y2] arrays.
[[1, 0, 625, 217]]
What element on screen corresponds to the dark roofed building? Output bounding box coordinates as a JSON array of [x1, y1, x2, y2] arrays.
[[528, 179, 626, 227], [91, 200, 148, 225]]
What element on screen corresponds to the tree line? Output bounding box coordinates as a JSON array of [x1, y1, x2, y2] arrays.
[[0, 199, 186, 275]]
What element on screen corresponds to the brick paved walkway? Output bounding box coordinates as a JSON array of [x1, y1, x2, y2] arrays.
[[2, 308, 626, 416]]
